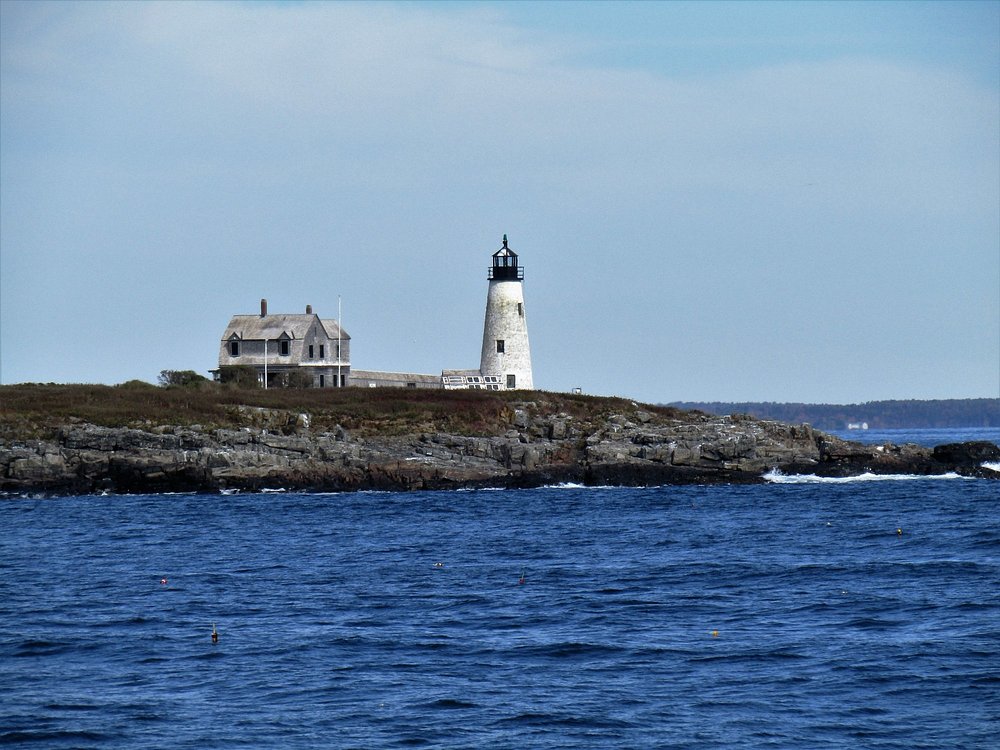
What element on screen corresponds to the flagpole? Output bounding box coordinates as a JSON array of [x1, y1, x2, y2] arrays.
[[338, 295, 342, 388]]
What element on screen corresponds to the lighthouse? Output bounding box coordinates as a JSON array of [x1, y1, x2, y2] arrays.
[[479, 235, 534, 390]]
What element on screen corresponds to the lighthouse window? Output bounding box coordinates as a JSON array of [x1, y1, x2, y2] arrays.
[[496, 339, 505, 353], [517, 303, 523, 316], [507, 374, 516, 389]]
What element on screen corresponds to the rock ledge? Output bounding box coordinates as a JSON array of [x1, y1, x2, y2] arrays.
[[2, 407, 997, 495]]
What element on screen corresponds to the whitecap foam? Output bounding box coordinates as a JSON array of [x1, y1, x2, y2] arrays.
[[981, 461, 1000, 473], [763, 469, 964, 484], [542, 482, 618, 490]]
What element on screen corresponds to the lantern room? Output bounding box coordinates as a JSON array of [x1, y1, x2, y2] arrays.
[[489, 234, 524, 280]]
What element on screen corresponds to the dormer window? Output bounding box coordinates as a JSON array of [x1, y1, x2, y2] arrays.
[[280, 340, 290, 356], [230, 341, 240, 357]]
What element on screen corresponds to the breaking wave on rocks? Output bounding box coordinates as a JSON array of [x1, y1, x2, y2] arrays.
[[763, 469, 966, 484]]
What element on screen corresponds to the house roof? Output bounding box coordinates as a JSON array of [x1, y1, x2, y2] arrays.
[[321, 319, 349, 340], [222, 314, 351, 341]]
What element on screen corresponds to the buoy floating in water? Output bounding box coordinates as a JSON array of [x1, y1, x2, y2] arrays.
[[211, 623, 218, 644], [897, 528, 903, 536], [160, 578, 168, 585], [518, 569, 526, 585], [433, 562, 444, 569], [710, 630, 719, 638]]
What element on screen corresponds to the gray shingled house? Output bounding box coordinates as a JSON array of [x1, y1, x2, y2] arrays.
[[216, 299, 350, 388]]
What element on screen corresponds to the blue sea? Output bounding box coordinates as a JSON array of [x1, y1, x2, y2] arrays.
[[2, 429, 998, 749], [827, 426, 1000, 448]]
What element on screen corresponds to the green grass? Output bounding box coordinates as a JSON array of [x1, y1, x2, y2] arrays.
[[0, 383, 684, 441]]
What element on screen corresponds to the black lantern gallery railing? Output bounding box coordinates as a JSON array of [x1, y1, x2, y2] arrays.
[[488, 264, 524, 280]]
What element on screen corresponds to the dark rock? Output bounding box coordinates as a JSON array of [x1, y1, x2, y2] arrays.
[[1, 410, 996, 495], [932, 441, 1000, 465]]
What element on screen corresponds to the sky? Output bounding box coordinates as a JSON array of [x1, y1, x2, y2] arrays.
[[1, 0, 998, 404]]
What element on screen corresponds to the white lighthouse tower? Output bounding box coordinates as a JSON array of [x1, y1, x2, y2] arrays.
[[480, 235, 533, 390]]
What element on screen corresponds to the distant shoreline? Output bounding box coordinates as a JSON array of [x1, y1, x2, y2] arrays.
[[668, 398, 999, 431]]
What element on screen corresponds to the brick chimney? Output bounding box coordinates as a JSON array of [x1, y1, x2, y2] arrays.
[[306, 304, 313, 314], [260, 298, 267, 317]]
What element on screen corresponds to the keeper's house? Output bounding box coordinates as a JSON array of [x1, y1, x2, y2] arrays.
[[214, 236, 534, 391], [215, 299, 350, 388]]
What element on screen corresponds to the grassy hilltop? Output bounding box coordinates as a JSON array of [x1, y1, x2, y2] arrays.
[[0, 382, 683, 442]]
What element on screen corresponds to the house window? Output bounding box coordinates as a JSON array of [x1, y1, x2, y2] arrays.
[[506, 374, 516, 389], [319, 374, 325, 387], [308, 344, 314, 359], [496, 339, 505, 353], [280, 340, 290, 356], [319, 344, 325, 359], [407, 382, 416, 388], [230, 341, 240, 357]]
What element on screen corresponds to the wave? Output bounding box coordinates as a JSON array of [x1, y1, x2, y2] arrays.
[[982, 461, 1000, 473], [543, 482, 617, 490], [763, 469, 965, 484]]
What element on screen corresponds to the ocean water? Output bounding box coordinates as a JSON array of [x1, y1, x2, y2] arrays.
[[2, 432, 998, 749], [827, 426, 1000, 448]]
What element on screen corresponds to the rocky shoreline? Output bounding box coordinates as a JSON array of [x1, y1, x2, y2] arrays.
[[2, 402, 998, 495]]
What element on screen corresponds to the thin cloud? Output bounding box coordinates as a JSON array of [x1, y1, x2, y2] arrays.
[[1, 1, 996, 398]]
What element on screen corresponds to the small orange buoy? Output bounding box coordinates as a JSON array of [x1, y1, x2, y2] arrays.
[[211, 623, 218, 644], [711, 630, 719, 637]]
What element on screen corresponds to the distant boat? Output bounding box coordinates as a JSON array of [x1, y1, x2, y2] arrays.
[[846, 422, 869, 430]]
